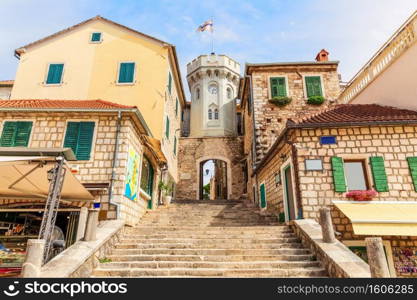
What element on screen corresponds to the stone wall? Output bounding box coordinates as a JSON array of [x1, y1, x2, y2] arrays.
[[0, 111, 160, 226], [176, 136, 245, 200], [249, 64, 341, 163]]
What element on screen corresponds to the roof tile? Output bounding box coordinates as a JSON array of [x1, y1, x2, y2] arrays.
[[0, 99, 135, 110]]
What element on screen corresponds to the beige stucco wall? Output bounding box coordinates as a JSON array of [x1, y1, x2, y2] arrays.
[[0, 86, 12, 100], [10, 19, 182, 182], [0, 111, 161, 226], [349, 42, 417, 110]]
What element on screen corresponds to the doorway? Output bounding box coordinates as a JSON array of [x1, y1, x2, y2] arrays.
[[283, 163, 297, 221], [199, 159, 228, 200]]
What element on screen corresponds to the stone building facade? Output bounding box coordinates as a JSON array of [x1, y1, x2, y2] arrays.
[[176, 136, 245, 200], [239, 52, 341, 203], [0, 100, 165, 226], [253, 104, 417, 277]]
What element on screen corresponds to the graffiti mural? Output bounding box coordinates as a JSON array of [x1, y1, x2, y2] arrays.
[[124, 147, 141, 201]]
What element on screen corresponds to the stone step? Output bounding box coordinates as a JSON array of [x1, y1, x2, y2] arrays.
[[125, 225, 290, 231], [122, 233, 295, 239], [106, 254, 315, 262], [110, 248, 311, 256], [115, 243, 303, 250], [92, 267, 326, 277], [97, 260, 321, 270], [119, 237, 299, 244]]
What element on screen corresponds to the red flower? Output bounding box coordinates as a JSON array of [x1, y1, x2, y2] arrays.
[[346, 190, 377, 201]]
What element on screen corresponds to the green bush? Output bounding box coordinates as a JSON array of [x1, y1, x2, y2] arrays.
[[307, 96, 325, 105], [268, 96, 292, 107]]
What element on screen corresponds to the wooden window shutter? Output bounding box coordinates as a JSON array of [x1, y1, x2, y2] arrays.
[[0, 121, 32, 147], [270, 77, 286, 98], [370, 156, 389, 192], [165, 116, 170, 139], [331, 156, 347, 192], [118, 63, 135, 83], [64, 122, 95, 160], [407, 157, 417, 191], [175, 98, 179, 116], [46, 64, 64, 84], [168, 72, 172, 93], [305, 76, 322, 97], [173, 136, 177, 155], [0, 122, 17, 147]]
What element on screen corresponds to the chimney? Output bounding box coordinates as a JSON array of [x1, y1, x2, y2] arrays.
[[315, 49, 329, 62]]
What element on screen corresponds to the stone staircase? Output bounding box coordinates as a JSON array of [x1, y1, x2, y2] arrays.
[[92, 200, 327, 277]]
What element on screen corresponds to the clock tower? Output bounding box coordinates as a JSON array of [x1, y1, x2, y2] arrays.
[[186, 54, 240, 137]]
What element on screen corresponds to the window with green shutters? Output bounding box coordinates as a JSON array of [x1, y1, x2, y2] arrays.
[[331, 157, 347, 192], [118, 62, 135, 83], [91, 32, 102, 42], [168, 72, 172, 94], [173, 136, 177, 155], [259, 183, 267, 208], [370, 156, 389, 192], [63, 122, 95, 160], [175, 98, 179, 117], [407, 157, 417, 191], [165, 116, 170, 139], [46, 64, 64, 84], [305, 76, 323, 97], [0, 121, 33, 147], [270, 77, 287, 98]]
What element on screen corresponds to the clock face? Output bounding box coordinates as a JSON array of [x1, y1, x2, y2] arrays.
[[208, 85, 218, 95]]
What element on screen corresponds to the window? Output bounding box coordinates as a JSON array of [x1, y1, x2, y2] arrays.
[[140, 156, 154, 196], [168, 72, 172, 94], [165, 116, 170, 139], [305, 76, 323, 97], [196, 88, 200, 100], [118, 62, 135, 84], [214, 109, 219, 120], [175, 98, 179, 117], [91, 32, 102, 42], [46, 64, 64, 84], [259, 183, 267, 208], [63, 122, 95, 160], [208, 109, 213, 120], [173, 136, 177, 155], [270, 77, 287, 98], [227, 87, 233, 99], [0, 121, 32, 147], [344, 160, 369, 191]]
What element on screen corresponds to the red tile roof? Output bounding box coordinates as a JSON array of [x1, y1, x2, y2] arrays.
[[287, 104, 417, 128], [0, 99, 135, 110], [0, 80, 14, 86]]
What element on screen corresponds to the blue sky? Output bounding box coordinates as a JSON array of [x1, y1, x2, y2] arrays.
[[1, 0, 416, 90]]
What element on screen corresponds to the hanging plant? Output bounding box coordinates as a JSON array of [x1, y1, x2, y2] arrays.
[[307, 96, 325, 105], [268, 96, 292, 107], [345, 190, 377, 201]]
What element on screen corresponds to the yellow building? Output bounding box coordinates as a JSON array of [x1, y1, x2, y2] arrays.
[[11, 16, 185, 184]]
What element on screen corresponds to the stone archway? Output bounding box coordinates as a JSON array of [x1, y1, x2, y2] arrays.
[[196, 155, 232, 200]]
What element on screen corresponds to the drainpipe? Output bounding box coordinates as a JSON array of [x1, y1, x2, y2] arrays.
[[246, 74, 259, 204], [108, 111, 122, 219]]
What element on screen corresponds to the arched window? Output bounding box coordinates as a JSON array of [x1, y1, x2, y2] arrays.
[[196, 88, 200, 100], [208, 109, 213, 120], [214, 109, 219, 120], [227, 87, 233, 99]]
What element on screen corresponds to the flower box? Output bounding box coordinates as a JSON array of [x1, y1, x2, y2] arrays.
[[345, 190, 377, 201], [268, 96, 292, 107]]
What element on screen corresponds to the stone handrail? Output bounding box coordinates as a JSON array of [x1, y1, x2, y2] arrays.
[[340, 11, 417, 103], [291, 219, 371, 278]]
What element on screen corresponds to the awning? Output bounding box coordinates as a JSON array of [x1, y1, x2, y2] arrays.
[[333, 201, 417, 236], [0, 156, 94, 205], [141, 135, 167, 165]]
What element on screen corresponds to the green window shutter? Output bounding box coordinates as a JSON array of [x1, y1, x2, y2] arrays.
[[407, 157, 417, 192], [331, 156, 347, 192], [91, 32, 101, 42], [0, 121, 32, 147], [168, 72, 172, 93], [64, 122, 95, 160], [259, 183, 267, 208], [175, 98, 179, 116], [165, 116, 170, 139], [173, 136, 177, 155], [370, 156, 389, 192], [270, 77, 286, 98], [305, 76, 323, 97], [0, 122, 17, 147], [14, 122, 33, 147], [46, 64, 64, 84], [118, 62, 135, 83]]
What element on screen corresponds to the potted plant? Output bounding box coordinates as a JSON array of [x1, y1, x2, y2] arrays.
[[307, 95, 325, 105], [158, 181, 173, 206], [268, 96, 292, 107], [345, 190, 377, 201]]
